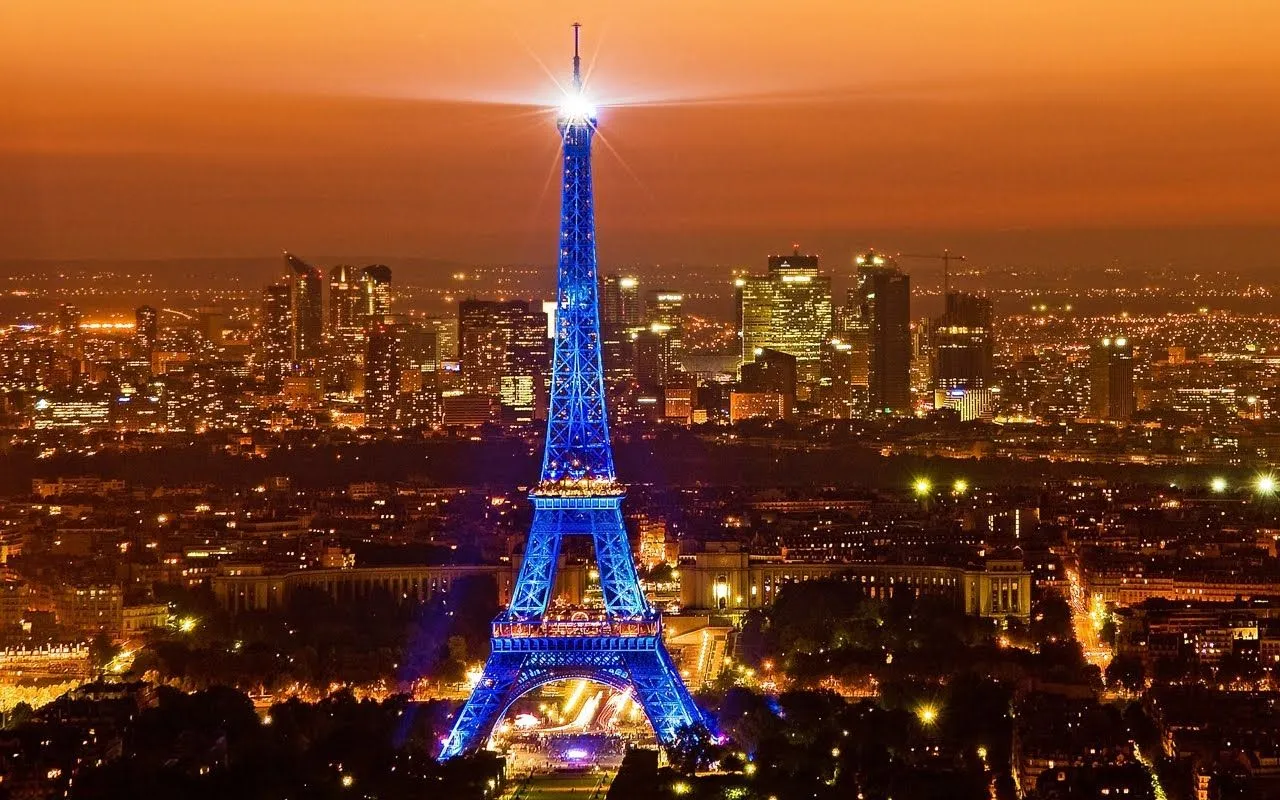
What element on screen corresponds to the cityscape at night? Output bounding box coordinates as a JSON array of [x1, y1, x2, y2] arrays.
[[3, 3, 1280, 799]]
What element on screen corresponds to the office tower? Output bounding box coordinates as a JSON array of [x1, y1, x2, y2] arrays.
[[363, 324, 400, 428], [329, 264, 363, 333], [852, 251, 911, 415], [932, 293, 994, 392], [58, 304, 84, 362], [1089, 337, 1135, 421], [602, 274, 642, 328], [930, 292, 995, 420], [601, 275, 641, 392], [736, 249, 833, 400], [631, 327, 668, 391], [134, 305, 158, 360], [819, 338, 856, 419], [260, 283, 293, 388], [363, 322, 442, 430], [423, 315, 459, 362], [741, 347, 797, 396], [328, 265, 366, 388], [196, 308, 226, 346], [458, 299, 549, 422], [283, 252, 323, 367], [360, 265, 393, 324], [644, 289, 685, 383]]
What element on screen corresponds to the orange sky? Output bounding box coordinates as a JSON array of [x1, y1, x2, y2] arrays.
[[2, 1, 1278, 269]]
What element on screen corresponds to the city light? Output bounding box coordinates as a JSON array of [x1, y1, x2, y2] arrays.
[[913, 478, 932, 497], [1211, 476, 1228, 493], [671, 782, 692, 796], [916, 704, 938, 725], [1257, 474, 1277, 496], [953, 478, 969, 494], [178, 616, 198, 634]]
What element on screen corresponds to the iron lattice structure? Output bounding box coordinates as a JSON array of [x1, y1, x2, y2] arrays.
[[439, 27, 707, 760]]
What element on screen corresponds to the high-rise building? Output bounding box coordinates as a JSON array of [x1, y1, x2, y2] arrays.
[[602, 275, 642, 328], [284, 252, 324, 367], [360, 265, 393, 325], [329, 265, 363, 332], [260, 283, 293, 388], [736, 249, 833, 399], [852, 251, 911, 415], [1089, 337, 1135, 421], [328, 264, 367, 389], [644, 290, 685, 384], [458, 299, 549, 422], [740, 347, 797, 397], [363, 323, 401, 429], [932, 293, 994, 392], [818, 338, 857, 419], [134, 305, 158, 361], [930, 292, 995, 420], [600, 275, 641, 393], [363, 322, 442, 430]]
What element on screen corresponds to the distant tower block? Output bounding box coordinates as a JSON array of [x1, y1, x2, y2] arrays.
[[439, 26, 709, 760]]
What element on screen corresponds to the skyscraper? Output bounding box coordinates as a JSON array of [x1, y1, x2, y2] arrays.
[[284, 252, 324, 368], [458, 299, 549, 422], [260, 283, 293, 388], [644, 289, 685, 385], [602, 274, 642, 328], [327, 264, 366, 389], [134, 305, 158, 361], [852, 251, 912, 415], [329, 265, 362, 332], [930, 292, 995, 420], [600, 275, 641, 393], [932, 292, 994, 392], [360, 265, 393, 325], [363, 323, 400, 429], [736, 249, 833, 399], [1089, 337, 1135, 421], [363, 322, 442, 430]]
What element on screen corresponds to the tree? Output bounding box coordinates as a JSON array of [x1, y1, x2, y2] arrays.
[[1105, 653, 1146, 692], [89, 631, 120, 672], [667, 723, 721, 774]]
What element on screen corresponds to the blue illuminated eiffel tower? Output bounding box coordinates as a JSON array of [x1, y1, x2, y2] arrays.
[[439, 26, 708, 760]]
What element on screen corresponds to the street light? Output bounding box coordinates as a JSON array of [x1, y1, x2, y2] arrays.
[[913, 478, 932, 497], [916, 704, 938, 726], [953, 479, 969, 495], [1210, 477, 1228, 493]]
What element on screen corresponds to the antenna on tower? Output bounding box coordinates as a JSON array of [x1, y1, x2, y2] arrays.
[[572, 22, 582, 89]]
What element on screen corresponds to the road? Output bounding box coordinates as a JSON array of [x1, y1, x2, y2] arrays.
[[509, 771, 613, 800]]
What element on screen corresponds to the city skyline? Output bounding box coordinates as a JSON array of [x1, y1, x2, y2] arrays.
[[4, 10, 1280, 799], [4, 2, 1280, 269]]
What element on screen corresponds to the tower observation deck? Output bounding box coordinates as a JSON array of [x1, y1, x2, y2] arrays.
[[438, 26, 709, 760]]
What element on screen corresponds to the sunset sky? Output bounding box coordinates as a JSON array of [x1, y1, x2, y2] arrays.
[[2, 1, 1278, 270]]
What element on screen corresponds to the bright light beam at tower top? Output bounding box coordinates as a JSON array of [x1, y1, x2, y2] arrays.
[[558, 22, 597, 122]]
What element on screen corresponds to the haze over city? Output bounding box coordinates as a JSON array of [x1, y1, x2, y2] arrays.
[[4, 1, 1279, 269]]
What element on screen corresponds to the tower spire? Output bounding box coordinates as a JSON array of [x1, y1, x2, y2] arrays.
[[572, 22, 582, 90]]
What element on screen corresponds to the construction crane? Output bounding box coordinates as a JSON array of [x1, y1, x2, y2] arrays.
[[897, 250, 967, 295]]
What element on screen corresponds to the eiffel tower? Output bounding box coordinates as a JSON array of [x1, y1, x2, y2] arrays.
[[438, 25, 708, 760]]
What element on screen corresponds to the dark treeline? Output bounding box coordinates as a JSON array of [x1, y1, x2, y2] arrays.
[[1, 429, 1225, 495]]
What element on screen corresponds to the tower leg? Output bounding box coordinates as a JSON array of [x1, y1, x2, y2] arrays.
[[589, 504, 648, 617], [506, 509, 565, 618], [438, 652, 525, 759], [624, 648, 708, 745]]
